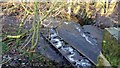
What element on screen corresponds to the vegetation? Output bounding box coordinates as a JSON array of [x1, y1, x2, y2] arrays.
[[0, 1, 119, 67], [102, 30, 120, 66]]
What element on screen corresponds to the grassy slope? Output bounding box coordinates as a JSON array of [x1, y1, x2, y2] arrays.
[[102, 29, 120, 67]]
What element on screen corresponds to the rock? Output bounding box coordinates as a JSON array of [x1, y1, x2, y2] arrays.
[[36, 33, 68, 65], [1, 15, 103, 66], [95, 15, 116, 29], [83, 25, 103, 49], [105, 27, 120, 42], [56, 22, 101, 65]]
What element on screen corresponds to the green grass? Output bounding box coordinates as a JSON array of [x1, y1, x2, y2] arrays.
[[102, 30, 120, 66]]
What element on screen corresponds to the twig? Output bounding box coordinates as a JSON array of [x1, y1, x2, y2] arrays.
[[20, 3, 33, 14], [31, 2, 38, 49], [30, 2, 58, 50], [21, 33, 32, 49]]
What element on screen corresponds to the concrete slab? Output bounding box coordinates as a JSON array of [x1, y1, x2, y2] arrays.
[[83, 25, 103, 49], [57, 22, 101, 64], [105, 27, 120, 41]]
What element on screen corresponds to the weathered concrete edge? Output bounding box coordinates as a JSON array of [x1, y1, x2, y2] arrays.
[[105, 27, 120, 43]]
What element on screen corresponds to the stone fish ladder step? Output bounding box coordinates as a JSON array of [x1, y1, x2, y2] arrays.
[[41, 28, 92, 68]]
